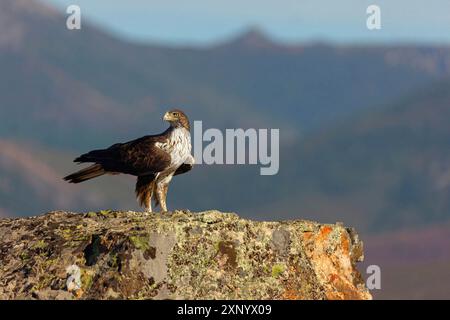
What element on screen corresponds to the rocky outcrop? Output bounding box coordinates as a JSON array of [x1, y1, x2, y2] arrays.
[[0, 210, 371, 300]]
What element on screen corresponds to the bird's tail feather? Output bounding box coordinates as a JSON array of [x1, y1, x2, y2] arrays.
[[74, 147, 116, 163], [64, 164, 106, 183]]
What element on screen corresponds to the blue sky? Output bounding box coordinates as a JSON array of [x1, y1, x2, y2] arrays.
[[42, 0, 450, 45]]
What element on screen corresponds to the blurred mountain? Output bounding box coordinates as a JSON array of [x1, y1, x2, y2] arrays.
[[0, 139, 112, 215], [2, 0, 450, 237], [272, 80, 450, 233], [2, 0, 450, 149], [362, 223, 450, 299]]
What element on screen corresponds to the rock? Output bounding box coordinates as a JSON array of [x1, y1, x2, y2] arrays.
[[0, 210, 371, 300]]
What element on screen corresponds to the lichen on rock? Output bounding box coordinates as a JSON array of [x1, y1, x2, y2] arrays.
[[0, 210, 371, 300]]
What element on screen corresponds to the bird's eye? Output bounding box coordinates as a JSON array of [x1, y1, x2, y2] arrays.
[[172, 112, 179, 117]]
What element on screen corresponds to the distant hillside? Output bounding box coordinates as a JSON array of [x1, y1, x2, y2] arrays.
[[0, 139, 145, 216], [267, 80, 450, 232], [363, 223, 450, 299], [2, 0, 450, 149], [2, 0, 450, 236], [0, 139, 93, 214]]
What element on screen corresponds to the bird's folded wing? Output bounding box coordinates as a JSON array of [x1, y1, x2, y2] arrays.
[[100, 136, 172, 176]]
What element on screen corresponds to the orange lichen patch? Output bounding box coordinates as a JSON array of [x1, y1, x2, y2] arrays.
[[319, 226, 333, 239], [282, 288, 301, 300], [325, 289, 342, 300], [340, 233, 350, 254], [329, 273, 339, 283], [74, 288, 83, 299], [323, 270, 368, 300], [326, 277, 365, 300], [302, 231, 313, 241]]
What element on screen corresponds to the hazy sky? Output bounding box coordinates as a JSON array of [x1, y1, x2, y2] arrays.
[[42, 0, 450, 45]]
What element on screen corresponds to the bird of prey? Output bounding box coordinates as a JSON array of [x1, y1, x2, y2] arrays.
[[64, 109, 194, 212]]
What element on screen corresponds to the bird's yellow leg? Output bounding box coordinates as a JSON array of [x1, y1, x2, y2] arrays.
[[156, 185, 167, 212], [156, 182, 171, 213], [161, 184, 169, 212], [145, 193, 152, 214], [145, 180, 156, 214]]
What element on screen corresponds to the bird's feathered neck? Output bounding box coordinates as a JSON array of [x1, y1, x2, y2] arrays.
[[169, 119, 190, 131], [164, 123, 190, 137]]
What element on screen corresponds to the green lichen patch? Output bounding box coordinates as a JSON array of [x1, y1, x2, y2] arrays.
[[80, 268, 95, 291], [32, 240, 48, 251], [271, 264, 286, 278], [129, 235, 151, 251]]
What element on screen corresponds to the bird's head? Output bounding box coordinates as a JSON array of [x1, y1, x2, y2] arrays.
[[163, 109, 190, 130]]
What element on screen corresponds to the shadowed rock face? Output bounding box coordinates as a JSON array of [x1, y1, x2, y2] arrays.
[[0, 210, 371, 300]]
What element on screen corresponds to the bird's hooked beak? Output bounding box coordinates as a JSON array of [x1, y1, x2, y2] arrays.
[[163, 112, 172, 121]]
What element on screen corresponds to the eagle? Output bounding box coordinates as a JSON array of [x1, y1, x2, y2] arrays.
[[64, 109, 194, 213]]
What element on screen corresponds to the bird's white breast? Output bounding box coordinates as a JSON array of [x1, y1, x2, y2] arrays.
[[156, 127, 191, 169]]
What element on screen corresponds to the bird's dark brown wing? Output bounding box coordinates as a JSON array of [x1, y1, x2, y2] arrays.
[[174, 163, 193, 176], [75, 135, 171, 176]]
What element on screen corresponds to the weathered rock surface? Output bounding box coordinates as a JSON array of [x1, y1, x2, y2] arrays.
[[0, 210, 371, 300]]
